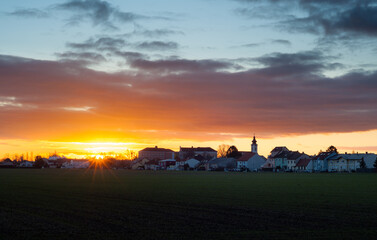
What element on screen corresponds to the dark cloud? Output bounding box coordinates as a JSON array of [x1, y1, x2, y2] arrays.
[[240, 43, 261, 48], [0, 53, 376, 140], [135, 41, 179, 51], [234, 0, 296, 20], [235, 0, 377, 38], [128, 58, 240, 73], [55, 0, 136, 28], [256, 51, 325, 67], [271, 39, 291, 46], [7, 0, 173, 30], [7, 8, 49, 18], [138, 29, 183, 38], [112, 51, 146, 61], [54, 0, 170, 29], [67, 37, 127, 51], [325, 3, 377, 36], [253, 51, 341, 76], [123, 28, 184, 38], [55, 51, 107, 64], [237, 40, 290, 48]]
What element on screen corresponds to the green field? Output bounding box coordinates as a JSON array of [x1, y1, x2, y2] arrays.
[[1, 169, 377, 239]]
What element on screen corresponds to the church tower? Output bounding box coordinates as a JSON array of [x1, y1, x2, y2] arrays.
[[251, 135, 258, 153]]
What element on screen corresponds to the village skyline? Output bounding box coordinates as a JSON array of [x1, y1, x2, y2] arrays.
[[2, 137, 377, 174]]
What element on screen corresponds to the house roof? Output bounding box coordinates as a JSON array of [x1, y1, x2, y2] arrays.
[[287, 151, 303, 160], [139, 146, 174, 152], [316, 152, 336, 160], [274, 151, 289, 159], [180, 147, 216, 152], [329, 154, 363, 161], [237, 152, 256, 161], [271, 146, 289, 153], [208, 158, 237, 168], [296, 158, 311, 167]]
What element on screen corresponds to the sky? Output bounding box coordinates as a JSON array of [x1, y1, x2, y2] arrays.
[[1, 0, 377, 158]]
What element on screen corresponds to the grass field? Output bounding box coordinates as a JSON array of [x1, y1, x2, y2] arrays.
[[1, 169, 377, 239]]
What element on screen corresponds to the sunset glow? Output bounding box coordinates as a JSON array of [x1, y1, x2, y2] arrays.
[[1, 0, 376, 159]]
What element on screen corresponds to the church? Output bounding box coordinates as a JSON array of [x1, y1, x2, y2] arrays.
[[236, 135, 266, 171]]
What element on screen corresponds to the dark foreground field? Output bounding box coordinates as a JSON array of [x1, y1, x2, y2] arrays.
[[1, 169, 377, 240]]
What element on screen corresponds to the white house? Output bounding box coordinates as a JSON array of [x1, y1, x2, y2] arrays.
[[185, 158, 200, 169], [312, 152, 366, 172], [338, 153, 376, 169], [261, 158, 275, 171], [236, 152, 265, 171], [327, 155, 360, 172], [312, 152, 337, 172], [295, 158, 313, 172], [263, 146, 290, 171], [19, 161, 34, 168], [206, 158, 237, 171]]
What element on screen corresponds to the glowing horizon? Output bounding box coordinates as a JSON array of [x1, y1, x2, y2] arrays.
[[2, 129, 377, 160]]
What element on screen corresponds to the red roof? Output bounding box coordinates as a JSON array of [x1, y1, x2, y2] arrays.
[[237, 152, 256, 161], [296, 158, 311, 167]]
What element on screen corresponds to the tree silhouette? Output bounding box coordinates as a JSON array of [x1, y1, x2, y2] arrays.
[[34, 156, 47, 168], [326, 145, 338, 154], [226, 146, 241, 158], [374, 158, 377, 169], [360, 157, 366, 169]]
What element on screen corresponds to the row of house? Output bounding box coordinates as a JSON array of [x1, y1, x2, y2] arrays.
[[311, 151, 376, 172], [133, 136, 266, 171], [2, 136, 376, 172], [138, 146, 217, 161], [0, 159, 34, 168], [133, 137, 377, 172], [0, 156, 91, 169], [263, 146, 377, 172]]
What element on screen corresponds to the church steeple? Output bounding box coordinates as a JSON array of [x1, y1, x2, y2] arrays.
[[251, 135, 258, 153]]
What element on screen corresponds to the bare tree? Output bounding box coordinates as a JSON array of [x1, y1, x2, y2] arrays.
[[124, 150, 137, 160], [217, 144, 230, 158]]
